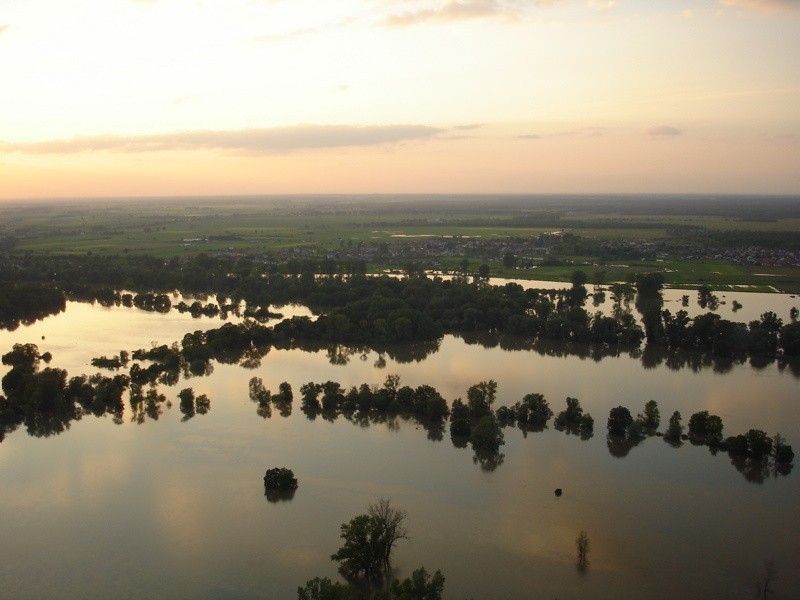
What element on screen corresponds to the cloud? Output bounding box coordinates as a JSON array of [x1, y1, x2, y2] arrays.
[[0, 24, 9, 35], [170, 96, 196, 106], [718, 0, 799, 12], [586, 0, 617, 11], [645, 125, 684, 137], [453, 123, 484, 130], [383, 0, 560, 27], [0, 125, 446, 155], [516, 134, 541, 139], [556, 126, 606, 137], [253, 27, 318, 43]]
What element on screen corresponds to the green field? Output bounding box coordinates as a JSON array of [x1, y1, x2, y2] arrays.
[[1, 195, 798, 292]]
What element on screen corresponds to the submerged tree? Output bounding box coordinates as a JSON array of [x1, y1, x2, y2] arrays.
[[469, 415, 504, 453], [331, 499, 409, 580], [368, 498, 409, 571], [638, 400, 660, 432], [383, 567, 445, 600], [466, 380, 497, 419], [665, 410, 683, 443], [297, 577, 361, 600], [607, 406, 633, 437], [755, 558, 777, 600], [576, 531, 590, 570]]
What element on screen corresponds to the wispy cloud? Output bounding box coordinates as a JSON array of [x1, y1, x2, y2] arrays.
[[718, 0, 800, 12], [170, 96, 196, 107], [556, 126, 606, 137], [253, 27, 318, 43], [586, 0, 617, 11], [0, 125, 446, 155], [453, 123, 484, 130], [383, 0, 561, 27], [645, 125, 684, 137], [516, 133, 541, 139]]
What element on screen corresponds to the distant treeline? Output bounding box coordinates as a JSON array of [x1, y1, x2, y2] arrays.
[[0, 282, 66, 328], [2, 254, 800, 364]]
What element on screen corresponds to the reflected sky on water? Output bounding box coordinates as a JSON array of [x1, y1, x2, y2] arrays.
[[0, 289, 798, 599]]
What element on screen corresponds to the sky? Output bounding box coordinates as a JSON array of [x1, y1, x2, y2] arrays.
[[1, 0, 799, 199]]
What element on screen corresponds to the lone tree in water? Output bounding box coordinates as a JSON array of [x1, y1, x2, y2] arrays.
[[368, 498, 409, 571], [331, 499, 409, 580]]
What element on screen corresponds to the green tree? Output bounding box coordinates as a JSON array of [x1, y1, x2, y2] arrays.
[[638, 400, 660, 431], [570, 270, 588, 288], [634, 272, 665, 298], [331, 500, 409, 580], [555, 396, 583, 427], [331, 515, 383, 579], [264, 467, 298, 491], [449, 398, 471, 437], [518, 393, 553, 427], [466, 380, 497, 419], [745, 429, 773, 461], [665, 411, 683, 441], [386, 567, 445, 600], [607, 406, 633, 437], [368, 498, 409, 571], [688, 410, 724, 444], [297, 577, 361, 600], [779, 322, 800, 355], [469, 415, 504, 453], [773, 433, 794, 464], [502, 252, 517, 269], [579, 413, 594, 437]]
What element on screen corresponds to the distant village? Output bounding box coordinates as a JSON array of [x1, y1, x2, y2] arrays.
[[196, 231, 800, 270]]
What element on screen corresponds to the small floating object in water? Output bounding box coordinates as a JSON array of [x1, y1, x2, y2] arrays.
[[555, 488, 563, 497]]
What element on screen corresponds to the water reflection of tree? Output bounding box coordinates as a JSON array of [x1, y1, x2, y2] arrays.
[[129, 385, 169, 424], [265, 488, 297, 503], [606, 434, 645, 458], [729, 455, 793, 484], [472, 449, 504, 472]]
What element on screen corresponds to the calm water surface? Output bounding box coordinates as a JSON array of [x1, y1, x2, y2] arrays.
[[0, 291, 798, 599]]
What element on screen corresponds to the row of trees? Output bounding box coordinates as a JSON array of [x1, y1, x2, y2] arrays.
[[604, 401, 794, 478], [6, 248, 799, 365], [0, 343, 220, 440], [0, 282, 66, 329], [3, 341, 795, 482], [1, 250, 651, 348]]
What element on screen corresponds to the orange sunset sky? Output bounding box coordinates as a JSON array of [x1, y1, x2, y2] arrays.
[[1, 0, 799, 199]]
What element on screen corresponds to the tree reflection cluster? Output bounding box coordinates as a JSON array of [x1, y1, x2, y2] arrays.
[[1, 335, 795, 483], [1, 343, 128, 439], [0, 342, 222, 438], [601, 400, 794, 483]]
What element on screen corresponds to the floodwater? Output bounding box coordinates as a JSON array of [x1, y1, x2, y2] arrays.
[[0, 290, 798, 599]]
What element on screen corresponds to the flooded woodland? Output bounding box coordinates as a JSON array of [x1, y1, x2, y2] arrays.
[[1, 283, 798, 599]]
